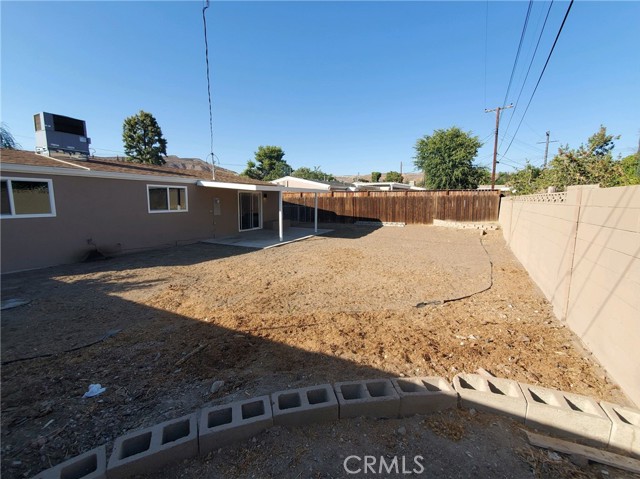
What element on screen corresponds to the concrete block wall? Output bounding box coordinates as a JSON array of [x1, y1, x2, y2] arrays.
[[499, 185, 640, 404], [199, 395, 273, 455], [107, 413, 198, 479], [600, 402, 640, 458], [453, 373, 527, 422], [34, 445, 106, 479], [499, 189, 582, 319], [30, 375, 640, 478], [334, 379, 400, 418], [520, 383, 611, 447], [391, 376, 457, 416], [271, 384, 338, 426]]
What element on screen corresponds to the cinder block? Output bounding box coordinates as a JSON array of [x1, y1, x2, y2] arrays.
[[391, 377, 457, 416], [34, 445, 106, 479], [520, 383, 612, 447], [600, 401, 640, 458], [271, 384, 338, 427], [107, 413, 198, 479], [334, 379, 400, 419], [452, 373, 526, 422], [199, 395, 273, 455]]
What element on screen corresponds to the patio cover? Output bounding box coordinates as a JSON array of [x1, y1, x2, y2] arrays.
[[196, 180, 324, 241]]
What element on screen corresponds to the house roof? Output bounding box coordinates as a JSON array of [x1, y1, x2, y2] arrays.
[[0, 149, 273, 186]]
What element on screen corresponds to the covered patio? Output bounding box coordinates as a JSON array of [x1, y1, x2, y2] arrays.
[[196, 180, 325, 242], [201, 226, 332, 249]]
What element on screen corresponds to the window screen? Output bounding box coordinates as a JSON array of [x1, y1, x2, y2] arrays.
[[1, 181, 11, 215], [148, 186, 187, 212], [148, 188, 169, 211], [11, 181, 52, 215], [1, 179, 54, 217], [168, 188, 184, 210]]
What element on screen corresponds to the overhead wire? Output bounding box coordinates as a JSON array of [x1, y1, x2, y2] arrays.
[[500, 0, 534, 118], [498, 0, 554, 152], [501, 0, 574, 161], [483, 0, 489, 110]]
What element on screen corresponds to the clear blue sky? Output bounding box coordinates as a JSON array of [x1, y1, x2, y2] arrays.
[[2, 1, 638, 176]]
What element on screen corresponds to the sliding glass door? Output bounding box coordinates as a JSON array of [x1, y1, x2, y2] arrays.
[[239, 192, 262, 231]]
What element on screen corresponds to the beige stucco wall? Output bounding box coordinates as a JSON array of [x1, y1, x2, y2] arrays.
[[499, 185, 640, 404], [1, 173, 277, 273]]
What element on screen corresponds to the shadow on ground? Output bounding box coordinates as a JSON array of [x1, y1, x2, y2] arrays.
[[1, 237, 391, 478]]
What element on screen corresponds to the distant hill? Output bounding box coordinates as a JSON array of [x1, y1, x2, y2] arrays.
[[94, 154, 217, 173], [163, 155, 213, 172]]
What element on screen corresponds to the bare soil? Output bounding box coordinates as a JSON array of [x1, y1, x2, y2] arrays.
[[0, 225, 632, 478]]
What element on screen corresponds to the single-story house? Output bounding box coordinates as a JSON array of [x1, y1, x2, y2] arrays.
[[271, 176, 356, 191], [0, 150, 321, 273]]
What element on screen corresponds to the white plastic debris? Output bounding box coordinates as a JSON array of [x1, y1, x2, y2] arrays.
[[82, 384, 106, 398]]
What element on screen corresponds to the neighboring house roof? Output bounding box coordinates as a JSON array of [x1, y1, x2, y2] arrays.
[[272, 176, 354, 191], [477, 184, 512, 192], [0, 149, 273, 186], [272, 176, 331, 190], [353, 182, 425, 191]]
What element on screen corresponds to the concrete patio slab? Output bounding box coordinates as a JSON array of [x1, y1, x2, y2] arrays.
[[201, 227, 332, 249]]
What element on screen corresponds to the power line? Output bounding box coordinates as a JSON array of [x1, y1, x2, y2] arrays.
[[500, 132, 545, 153], [500, 0, 533, 117], [498, 0, 554, 152], [483, 0, 489, 110], [202, 0, 215, 180], [501, 0, 574, 161]]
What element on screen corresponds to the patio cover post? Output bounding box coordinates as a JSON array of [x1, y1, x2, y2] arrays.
[[314, 192, 318, 233], [278, 190, 284, 241]]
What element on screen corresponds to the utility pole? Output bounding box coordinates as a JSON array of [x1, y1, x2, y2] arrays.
[[537, 131, 558, 168], [485, 104, 513, 190]]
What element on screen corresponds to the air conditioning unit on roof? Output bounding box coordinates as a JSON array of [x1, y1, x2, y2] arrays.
[[34, 112, 91, 158]]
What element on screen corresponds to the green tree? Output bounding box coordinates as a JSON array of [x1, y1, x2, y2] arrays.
[[619, 154, 640, 185], [537, 126, 623, 190], [242, 146, 291, 181], [371, 171, 381, 182], [414, 126, 484, 189], [509, 162, 542, 195], [384, 171, 404, 183], [495, 171, 515, 185], [292, 166, 335, 182], [0, 123, 20, 149], [473, 166, 492, 186], [122, 111, 168, 165]]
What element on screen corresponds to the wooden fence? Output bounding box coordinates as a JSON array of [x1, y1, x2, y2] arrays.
[[283, 190, 501, 225]]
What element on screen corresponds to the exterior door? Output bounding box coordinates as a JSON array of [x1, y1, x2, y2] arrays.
[[239, 192, 261, 231]]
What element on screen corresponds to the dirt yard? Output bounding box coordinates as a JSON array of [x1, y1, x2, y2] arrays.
[[0, 225, 632, 478]]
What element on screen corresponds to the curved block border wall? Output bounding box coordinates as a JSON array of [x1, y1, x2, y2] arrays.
[[499, 185, 640, 403], [32, 374, 640, 478]]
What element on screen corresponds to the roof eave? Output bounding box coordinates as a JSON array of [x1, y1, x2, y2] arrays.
[[1, 163, 201, 184]]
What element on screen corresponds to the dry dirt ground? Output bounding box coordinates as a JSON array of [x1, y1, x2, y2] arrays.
[[0, 225, 634, 478]]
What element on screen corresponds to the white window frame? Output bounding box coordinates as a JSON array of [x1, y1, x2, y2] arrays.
[[0, 177, 57, 219], [146, 185, 189, 214], [238, 191, 263, 231]]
